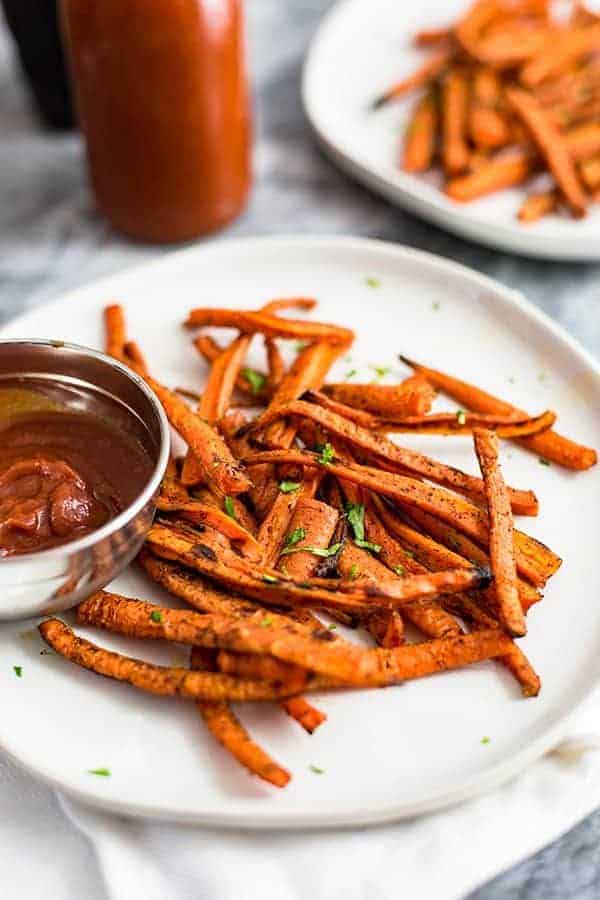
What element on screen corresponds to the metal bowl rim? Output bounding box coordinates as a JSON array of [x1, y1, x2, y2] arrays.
[[0, 338, 170, 566]]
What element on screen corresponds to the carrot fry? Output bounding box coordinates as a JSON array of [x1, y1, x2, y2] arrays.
[[402, 91, 439, 173], [322, 375, 435, 418], [276, 497, 339, 578], [400, 354, 597, 470], [280, 697, 327, 734], [521, 23, 600, 87], [414, 27, 453, 47], [506, 87, 587, 217], [184, 308, 354, 346], [518, 190, 558, 222], [441, 68, 471, 175], [580, 154, 600, 190], [191, 647, 291, 788], [146, 521, 492, 613], [474, 429, 525, 636], [76, 593, 512, 688], [240, 449, 559, 586], [372, 47, 454, 109], [446, 151, 534, 201], [123, 340, 148, 375], [246, 399, 538, 515], [40, 619, 307, 701], [104, 303, 127, 360], [265, 337, 286, 390]]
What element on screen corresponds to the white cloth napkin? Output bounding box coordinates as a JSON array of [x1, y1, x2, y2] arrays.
[[53, 690, 600, 900]]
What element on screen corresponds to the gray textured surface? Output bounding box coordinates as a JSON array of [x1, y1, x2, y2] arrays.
[[1, 1, 600, 897]]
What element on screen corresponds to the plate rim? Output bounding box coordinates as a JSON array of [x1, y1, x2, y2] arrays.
[[2, 234, 600, 828], [301, 0, 600, 263]]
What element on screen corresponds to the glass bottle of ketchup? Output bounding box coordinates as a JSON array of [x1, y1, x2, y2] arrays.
[[60, 0, 251, 243]]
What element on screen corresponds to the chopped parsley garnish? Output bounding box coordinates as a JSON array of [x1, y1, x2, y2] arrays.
[[539, 458, 551, 466], [481, 736, 491, 745], [294, 341, 309, 353], [355, 539, 381, 554], [456, 409, 467, 426], [538, 371, 546, 382], [262, 574, 279, 584], [279, 480, 301, 493], [281, 527, 306, 552], [345, 368, 357, 379], [432, 301, 441, 311], [404, 550, 415, 558], [370, 364, 391, 380], [281, 541, 342, 559], [328, 623, 337, 630], [365, 276, 381, 288], [260, 616, 273, 628], [242, 368, 266, 396], [346, 502, 366, 541], [224, 496, 237, 520], [150, 610, 163, 623], [393, 565, 405, 576], [315, 443, 335, 466], [309, 764, 325, 774], [88, 768, 111, 777], [348, 564, 360, 580], [13, 665, 22, 678]]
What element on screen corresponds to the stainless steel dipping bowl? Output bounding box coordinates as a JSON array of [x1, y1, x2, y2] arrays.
[[0, 340, 170, 620]]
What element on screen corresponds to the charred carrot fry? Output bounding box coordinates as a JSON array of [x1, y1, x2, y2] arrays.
[[521, 23, 600, 87], [400, 354, 597, 470], [104, 303, 127, 360], [280, 697, 327, 733], [248, 399, 538, 515], [441, 68, 471, 175], [40, 619, 307, 701], [402, 91, 439, 173], [191, 647, 291, 787], [506, 87, 587, 216], [446, 151, 534, 201], [164, 502, 263, 562], [184, 308, 354, 346], [518, 190, 558, 222], [265, 337, 286, 391], [474, 429, 525, 636], [469, 68, 512, 150], [372, 47, 454, 109], [76, 593, 512, 687], [240, 449, 558, 586], [276, 497, 339, 578], [146, 522, 492, 613], [322, 375, 435, 418]]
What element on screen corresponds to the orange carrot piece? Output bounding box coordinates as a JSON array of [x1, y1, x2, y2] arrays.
[[506, 87, 587, 216], [277, 497, 339, 578], [521, 23, 600, 87], [580, 154, 600, 190], [400, 354, 597, 470], [518, 190, 558, 222], [184, 308, 354, 346], [104, 303, 127, 360], [372, 47, 454, 109], [414, 26, 453, 47], [402, 91, 439, 172], [474, 429, 525, 637], [441, 68, 471, 175], [281, 697, 327, 733], [322, 375, 435, 418], [191, 647, 291, 788], [446, 151, 533, 201]]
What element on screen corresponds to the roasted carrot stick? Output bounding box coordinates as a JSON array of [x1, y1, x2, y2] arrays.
[[184, 308, 354, 346], [521, 22, 600, 87], [372, 47, 454, 109], [441, 68, 471, 175], [474, 429, 525, 637], [402, 90, 439, 172], [518, 190, 558, 222], [322, 375, 435, 418], [506, 87, 587, 216], [400, 354, 597, 470], [469, 67, 512, 150], [414, 26, 453, 47], [580, 154, 600, 190], [191, 647, 291, 787], [446, 151, 534, 201], [104, 303, 127, 360], [265, 337, 286, 391], [277, 497, 339, 578]]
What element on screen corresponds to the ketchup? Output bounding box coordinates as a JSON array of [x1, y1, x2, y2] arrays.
[[60, 0, 252, 243]]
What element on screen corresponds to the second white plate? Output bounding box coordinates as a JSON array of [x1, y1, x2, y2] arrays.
[[302, 0, 600, 260]]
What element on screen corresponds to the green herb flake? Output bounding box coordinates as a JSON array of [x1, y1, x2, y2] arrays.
[[309, 764, 325, 775], [456, 409, 467, 426], [345, 368, 358, 379], [281, 541, 342, 559], [348, 564, 360, 580], [88, 767, 111, 777], [284, 527, 306, 548], [539, 458, 551, 467], [260, 616, 273, 628], [13, 665, 22, 678], [538, 371, 546, 382], [316, 443, 335, 466], [279, 480, 301, 494], [262, 574, 279, 584], [150, 610, 163, 623], [328, 623, 337, 631], [242, 368, 267, 396], [404, 550, 415, 558], [393, 565, 405, 576], [369, 364, 391, 381], [355, 539, 381, 554], [224, 496, 237, 520], [432, 301, 441, 311], [294, 341, 309, 353], [365, 276, 381, 288], [346, 502, 366, 541], [481, 736, 491, 745]]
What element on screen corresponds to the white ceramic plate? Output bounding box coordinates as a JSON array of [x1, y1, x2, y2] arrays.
[[1, 237, 599, 828], [302, 0, 600, 261]]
